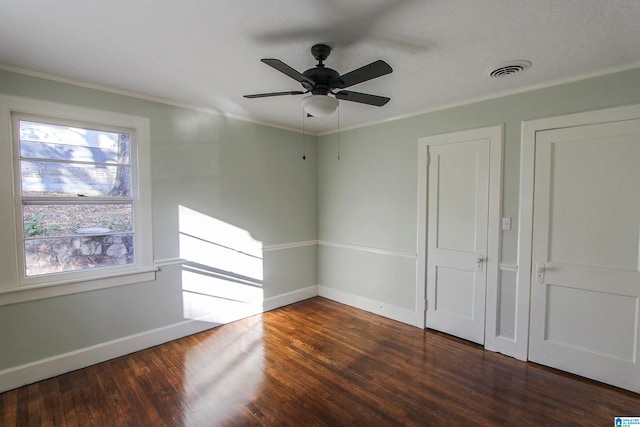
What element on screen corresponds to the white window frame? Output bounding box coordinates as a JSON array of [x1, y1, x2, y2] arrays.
[[0, 95, 154, 305]]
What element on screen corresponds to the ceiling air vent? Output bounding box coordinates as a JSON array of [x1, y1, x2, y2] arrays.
[[485, 60, 532, 78]]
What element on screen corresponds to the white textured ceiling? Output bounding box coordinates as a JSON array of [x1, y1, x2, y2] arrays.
[[1, 0, 639, 134]]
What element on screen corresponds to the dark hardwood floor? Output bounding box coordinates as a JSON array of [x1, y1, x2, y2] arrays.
[[2, 297, 639, 426]]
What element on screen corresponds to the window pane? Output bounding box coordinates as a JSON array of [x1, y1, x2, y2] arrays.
[[24, 234, 134, 276], [21, 160, 131, 197], [19, 120, 129, 164], [23, 202, 133, 238]]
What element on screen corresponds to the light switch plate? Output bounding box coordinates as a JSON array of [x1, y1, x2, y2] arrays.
[[501, 217, 512, 230]]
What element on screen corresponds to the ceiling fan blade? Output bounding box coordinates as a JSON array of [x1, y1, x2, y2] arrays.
[[261, 59, 315, 87], [244, 91, 305, 98], [335, 90, 390, 106], [330, 60, 392, 89]]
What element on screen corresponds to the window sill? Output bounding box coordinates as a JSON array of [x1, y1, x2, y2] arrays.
[[0, 268, 157, 307]]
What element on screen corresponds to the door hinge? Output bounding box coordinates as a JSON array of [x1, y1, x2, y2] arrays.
[[426, 153, 430, 166]]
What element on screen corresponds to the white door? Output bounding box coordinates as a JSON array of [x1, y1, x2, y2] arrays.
[[529, 119, 640, 392], [426, 139, 490, 344]]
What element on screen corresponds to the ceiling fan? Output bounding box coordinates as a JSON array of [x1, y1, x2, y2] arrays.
[[244, 44, 392, 117]]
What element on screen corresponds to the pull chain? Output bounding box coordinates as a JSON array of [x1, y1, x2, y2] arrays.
[[337, 105, 341, 160], [302, 106, 306, 160]]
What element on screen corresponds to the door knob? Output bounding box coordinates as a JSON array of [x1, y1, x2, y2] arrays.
[[476, 254, 485, 272], [536, 263, 545, 284]]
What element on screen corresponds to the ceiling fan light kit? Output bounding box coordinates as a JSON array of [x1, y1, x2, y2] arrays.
[[244, 44, 392, 116], [301, 94, 339, 117]]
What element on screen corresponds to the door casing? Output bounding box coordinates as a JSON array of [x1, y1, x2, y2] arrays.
[[417, 125, 503, 351], [517, 104, 640, 361]]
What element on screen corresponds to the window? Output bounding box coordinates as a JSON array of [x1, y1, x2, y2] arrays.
[[1, 95, 153, 297], [16, 115, 137, 278]]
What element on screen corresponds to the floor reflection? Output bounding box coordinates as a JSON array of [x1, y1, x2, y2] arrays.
[[181, 315, 265, 425]]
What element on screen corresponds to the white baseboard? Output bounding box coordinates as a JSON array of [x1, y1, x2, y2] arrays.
[[263, 285, 318, 312], [318, 285, 421, 328], [0, 318, 216, 393], [0, 285, 318, 393]]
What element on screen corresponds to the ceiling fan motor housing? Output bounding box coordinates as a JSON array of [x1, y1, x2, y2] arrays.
[[303, 66, 339, 95]]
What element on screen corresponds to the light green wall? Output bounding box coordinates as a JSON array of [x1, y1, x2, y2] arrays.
[[0, 70, 318, 370], [318, 67, 640, 337], [2, 66, 640, 374]]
